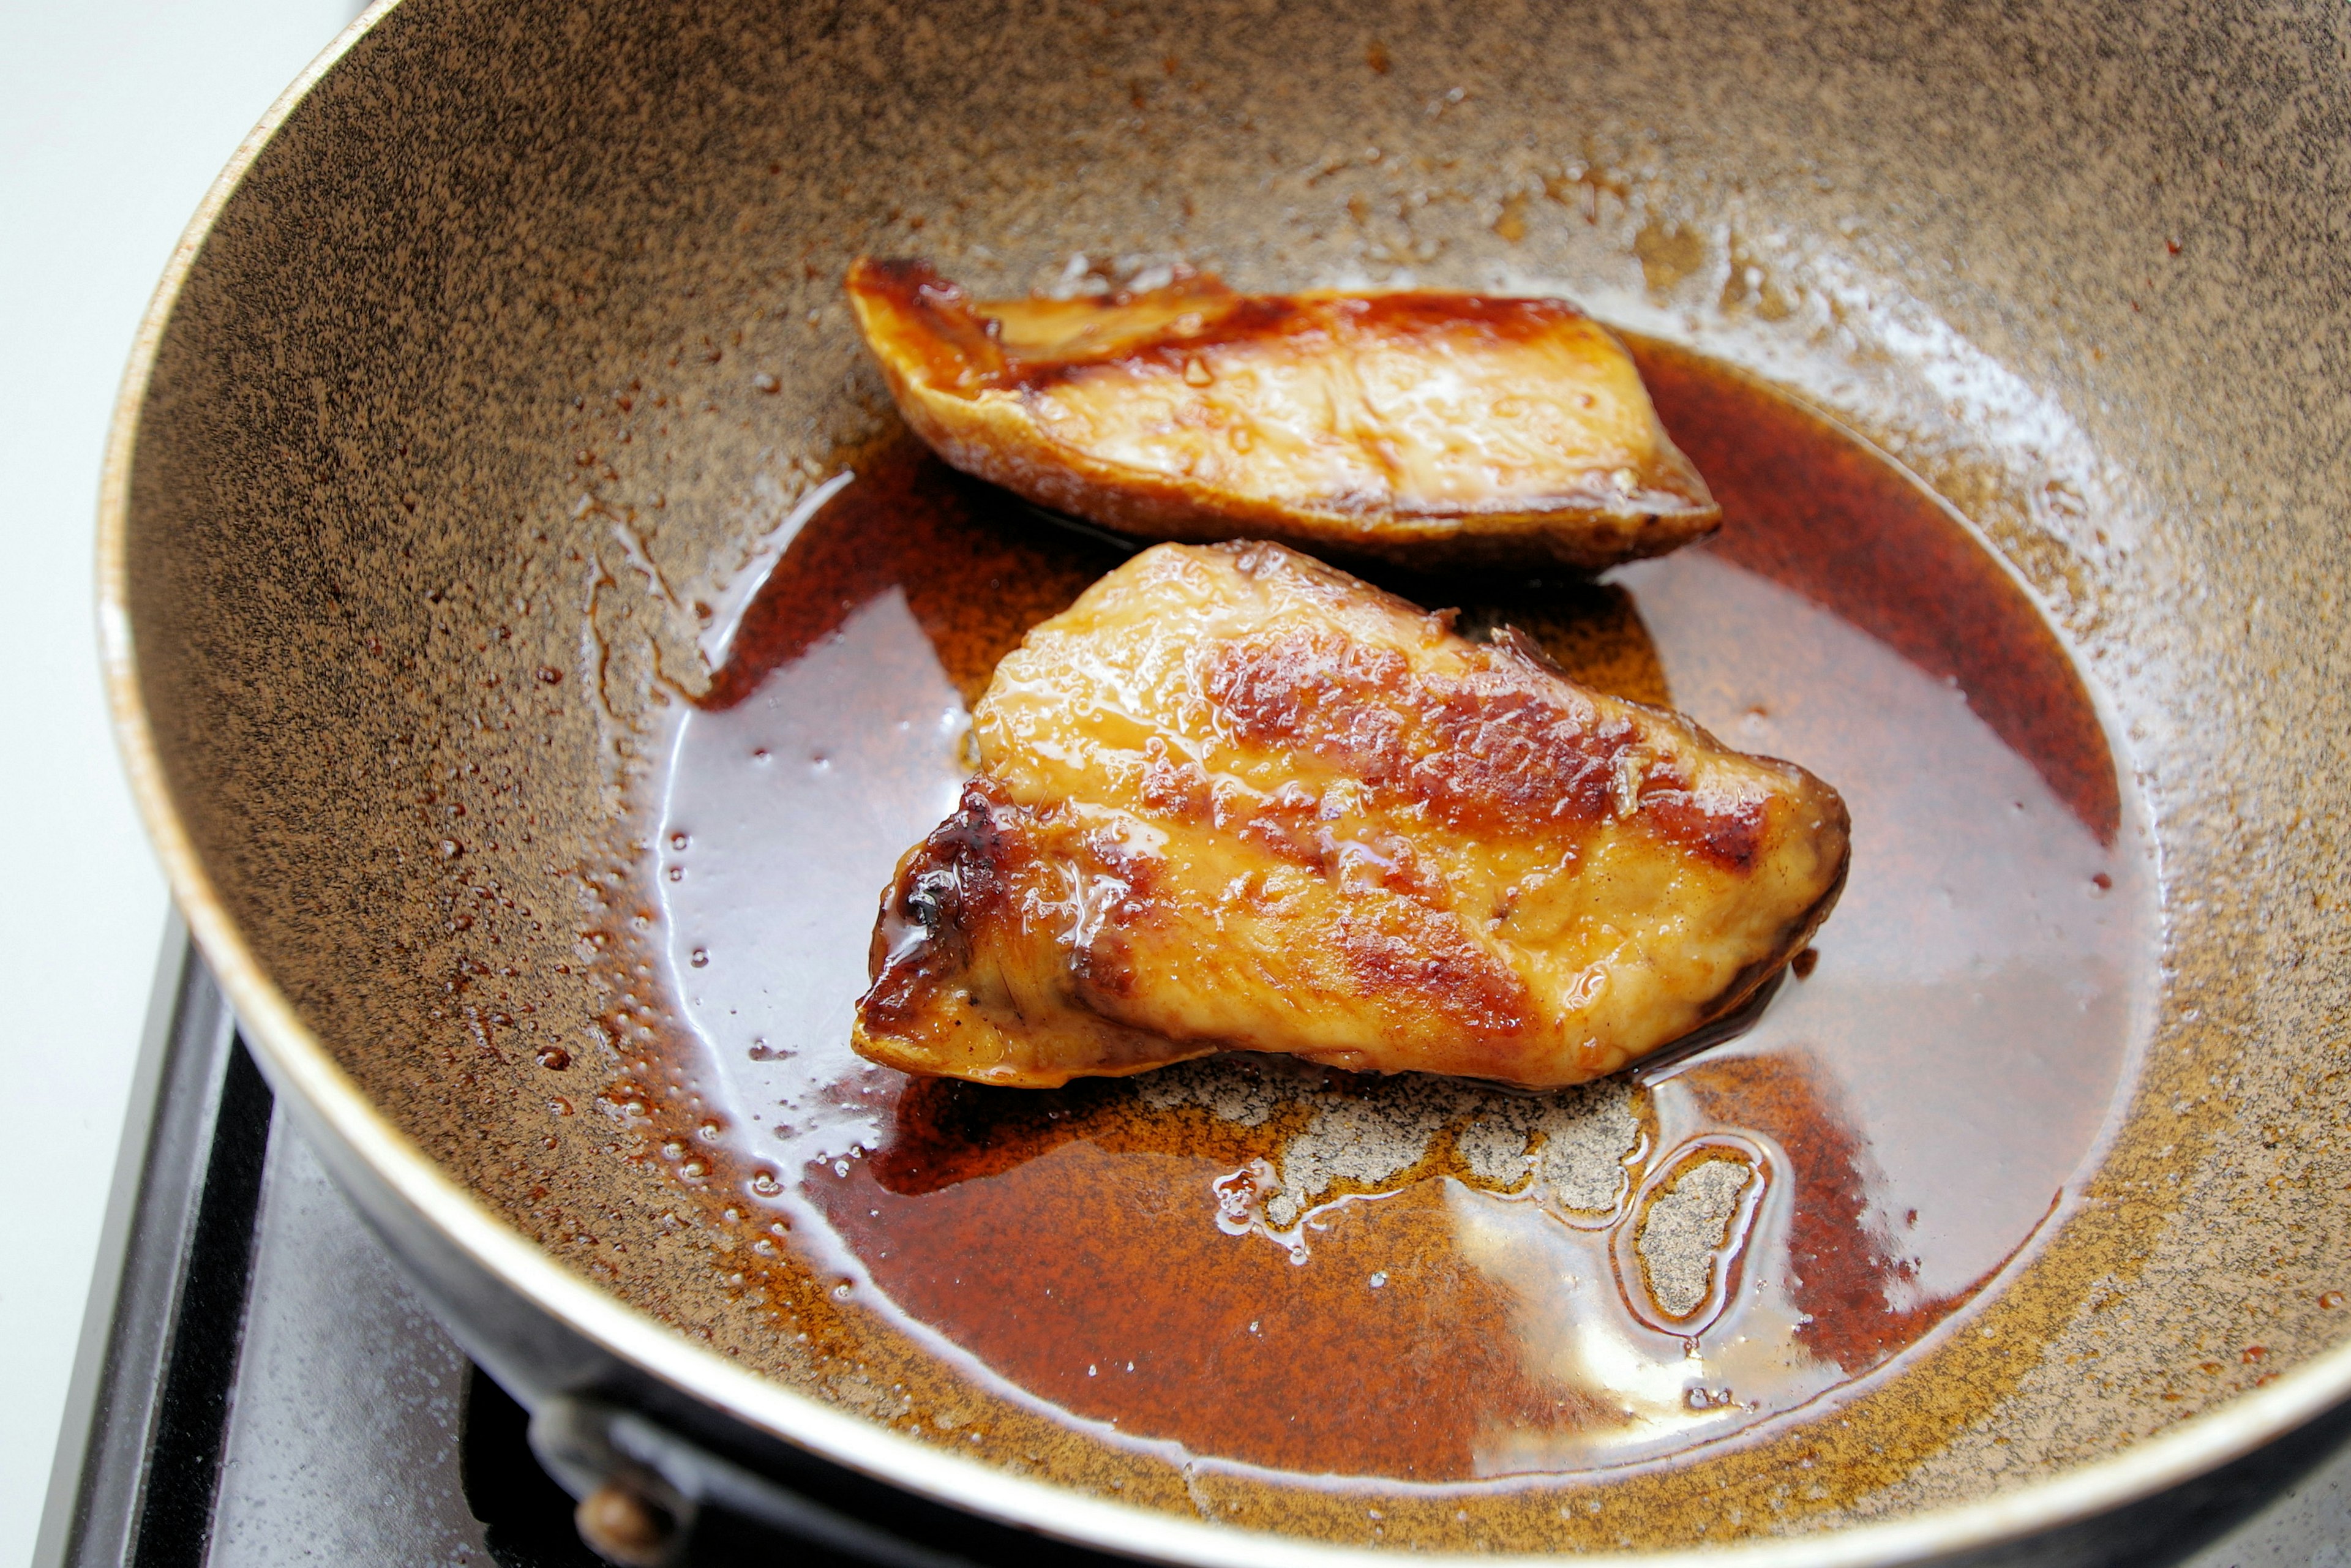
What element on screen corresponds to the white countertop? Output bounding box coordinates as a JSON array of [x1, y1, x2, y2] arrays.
[[0, 2, 355, 1559]]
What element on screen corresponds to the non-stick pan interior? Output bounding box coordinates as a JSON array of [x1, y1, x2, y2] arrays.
[[112, 0, 2351, 1553]]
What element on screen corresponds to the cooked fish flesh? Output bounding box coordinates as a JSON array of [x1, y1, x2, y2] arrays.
[[854, 542, 1848, 1089], [844, 258, 1720, 570]]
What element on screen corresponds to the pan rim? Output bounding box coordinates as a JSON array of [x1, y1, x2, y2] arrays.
[[93, 1, 2351, 1560]]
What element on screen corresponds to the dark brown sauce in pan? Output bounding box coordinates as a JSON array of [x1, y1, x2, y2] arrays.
[[655, 342, 2151, 1482]]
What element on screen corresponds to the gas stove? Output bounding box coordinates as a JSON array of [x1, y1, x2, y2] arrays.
[[35, 937, 2351, 1567], [36, 940, 589, 1568]]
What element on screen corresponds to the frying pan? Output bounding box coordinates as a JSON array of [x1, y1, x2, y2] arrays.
[[100, 0, 2351, 1561]]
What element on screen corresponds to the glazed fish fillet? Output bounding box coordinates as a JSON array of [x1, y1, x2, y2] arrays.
[[845, 258, 1720, 570], [854, 542, 1848, 1089]]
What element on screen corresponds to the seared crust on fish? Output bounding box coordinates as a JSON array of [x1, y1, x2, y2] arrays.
[[846, 258, 1720, 571], [854, 542, 1848, 1088]]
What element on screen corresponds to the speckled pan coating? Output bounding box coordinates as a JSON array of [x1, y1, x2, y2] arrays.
[[105, 0, 2351, 1558]]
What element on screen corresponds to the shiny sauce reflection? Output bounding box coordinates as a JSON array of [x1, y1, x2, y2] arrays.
[[656, 343, 2150, 1482]]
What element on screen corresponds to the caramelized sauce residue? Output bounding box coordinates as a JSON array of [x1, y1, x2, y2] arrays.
[[655, 342, 2151, 1482]]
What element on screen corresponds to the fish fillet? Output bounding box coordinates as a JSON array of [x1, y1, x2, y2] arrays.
[[854, 542, 1848, 1088], [846, 258, 1719, 570]]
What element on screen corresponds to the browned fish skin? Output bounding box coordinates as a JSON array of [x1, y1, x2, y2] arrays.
[[845, 258, 1720, 570], [853, 542, 1848, 1089]]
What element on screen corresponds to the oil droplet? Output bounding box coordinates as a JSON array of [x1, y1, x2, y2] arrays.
[[1368, 1271, 1389, 1289], [2323, 1292, 2345, 1310], [534, 1046, 572, 1070], [670, 830, 691, 851], [1492, 193, 1527, 244], [691, 947, 710, 967], [748, 1171, 784, 1197]]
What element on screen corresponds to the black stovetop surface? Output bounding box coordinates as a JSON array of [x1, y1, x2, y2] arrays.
[[37, 939, 2351, 1568]]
